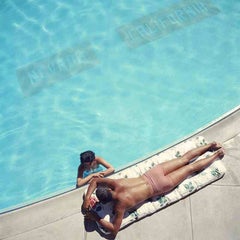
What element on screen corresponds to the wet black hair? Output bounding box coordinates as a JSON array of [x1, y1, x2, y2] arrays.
[[96, 186, 113, 204], [80, 150, 95, 164]]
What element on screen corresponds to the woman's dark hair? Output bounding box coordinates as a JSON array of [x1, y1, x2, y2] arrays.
[[80, 150, 95, 164], [96, 186, 112, 204]]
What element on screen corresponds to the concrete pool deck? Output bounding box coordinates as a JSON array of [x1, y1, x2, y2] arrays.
[[1, 106, 240, 240]]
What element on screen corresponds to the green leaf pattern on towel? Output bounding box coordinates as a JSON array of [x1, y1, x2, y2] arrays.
[[130, 211, 139, 220], [157, 196, 168, 206], [211, 168, 221, 178], [200, 171, 207, 176], [175, 151, 182, 158], [197, 137, 207, 147], [184, 182, 194, 192]]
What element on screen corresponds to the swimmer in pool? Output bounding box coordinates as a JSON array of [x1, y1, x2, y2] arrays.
[[82, 142, 224, 237], [76, 150, 115, 188]]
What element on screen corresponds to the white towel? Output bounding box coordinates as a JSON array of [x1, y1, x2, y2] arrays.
[[89, 136, 226, 234]]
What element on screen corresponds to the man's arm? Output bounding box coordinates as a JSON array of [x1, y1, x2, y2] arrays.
[[86, 205, 125, 237], [82, 178, 116, 212], [82, 179, 98, 212]]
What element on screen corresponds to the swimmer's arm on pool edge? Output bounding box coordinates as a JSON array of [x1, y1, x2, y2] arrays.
[[95, 156, 115, 176]]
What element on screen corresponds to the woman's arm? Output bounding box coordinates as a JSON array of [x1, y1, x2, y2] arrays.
[[77, 174, 101, 188], [96, 156, 115, 176], [76, 166, 104, 188]]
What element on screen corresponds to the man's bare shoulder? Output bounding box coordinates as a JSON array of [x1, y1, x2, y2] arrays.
[[114, 198, 127, 212], [95, 178, 121, 188]]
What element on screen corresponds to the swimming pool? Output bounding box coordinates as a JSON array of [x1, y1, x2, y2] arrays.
[[0, 0, 239, 212]]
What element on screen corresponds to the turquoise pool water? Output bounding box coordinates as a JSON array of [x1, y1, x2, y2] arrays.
[[0, 0, 239, 212]]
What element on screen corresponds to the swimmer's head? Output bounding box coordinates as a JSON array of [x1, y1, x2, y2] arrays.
[[96, 186, 113, 204], [80, 150, 95, 164]]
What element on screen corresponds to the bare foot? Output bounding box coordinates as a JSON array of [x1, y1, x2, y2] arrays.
[[206, 149, 224, 166], [209, 142, 223, 152], [216, 149, 224, 159]]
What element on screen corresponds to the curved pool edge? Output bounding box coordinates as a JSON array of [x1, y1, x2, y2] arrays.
[[1, 104, 240, 239], [117, 104, 240, 172]]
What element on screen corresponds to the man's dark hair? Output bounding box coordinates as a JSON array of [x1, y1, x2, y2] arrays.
[[80, 150, 95, 164], [96, 186, 112, 204]]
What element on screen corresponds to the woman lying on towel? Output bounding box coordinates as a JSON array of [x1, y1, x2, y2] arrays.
[[82, 142, 224, 237]]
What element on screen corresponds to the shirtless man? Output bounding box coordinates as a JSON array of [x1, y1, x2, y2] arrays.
[[82, 142, 224, 237]]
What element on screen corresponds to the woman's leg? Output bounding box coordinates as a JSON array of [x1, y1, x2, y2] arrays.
[[166, 149, 224, 189], [161, 142, 221, 175]]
